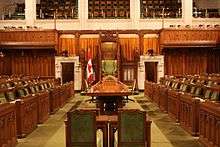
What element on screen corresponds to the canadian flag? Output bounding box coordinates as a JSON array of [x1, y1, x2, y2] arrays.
[[86, 58, 95, 85]]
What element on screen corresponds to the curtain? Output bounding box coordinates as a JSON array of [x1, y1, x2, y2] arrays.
[[79, 37, 99, 60], [119, 37, 139, 61], [58, 34, 76, 56], [143, 37, 159, 55]]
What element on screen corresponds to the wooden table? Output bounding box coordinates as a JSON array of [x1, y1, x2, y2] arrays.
[[85, 76, 132, 114]]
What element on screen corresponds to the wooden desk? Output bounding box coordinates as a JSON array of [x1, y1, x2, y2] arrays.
[[199, 101, 220, 147], [0, 103, 17, 147], [85, 76, 132, 114], [97, 114, 151, 147], [96, 115, 117, 147]]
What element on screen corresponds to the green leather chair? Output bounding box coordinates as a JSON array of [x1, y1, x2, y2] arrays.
[[118, 110, 147, 147], [67, 110, 97, 147], [29, 86, 36, 94], [5, 90, 16, 101], [0, 92, 6, 103], [102, 60, 117, 76], [203, 88, 212, 99], [210, 91, 219, 101], [17, 89, 26, 97], [24, 88, 30, 96], [35, 85, 40, 92]]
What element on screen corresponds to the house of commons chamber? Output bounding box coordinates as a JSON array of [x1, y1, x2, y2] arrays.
[[0, 0, 219, 147]]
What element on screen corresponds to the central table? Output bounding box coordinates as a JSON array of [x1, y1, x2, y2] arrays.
[[85, 76, 132, 114]]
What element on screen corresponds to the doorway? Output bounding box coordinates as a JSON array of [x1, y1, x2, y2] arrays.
[[145, 62, 158, 82], [61, 62, 74, 84]]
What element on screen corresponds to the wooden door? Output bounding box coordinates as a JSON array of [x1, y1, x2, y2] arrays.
[[145, 62, 158, 83], [61, 62, 74, 84]]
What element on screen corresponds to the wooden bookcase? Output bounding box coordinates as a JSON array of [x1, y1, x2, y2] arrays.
[[140, 0, 182, 18], [88, 0, 130, 19]]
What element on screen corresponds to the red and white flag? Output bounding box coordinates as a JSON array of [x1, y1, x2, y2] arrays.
[[86, 58, 95, 85]]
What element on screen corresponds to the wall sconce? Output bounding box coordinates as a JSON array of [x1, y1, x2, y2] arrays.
[[147, 49, 154, 56], [0, 49, 5, 58], [62, 50, 68, 57]]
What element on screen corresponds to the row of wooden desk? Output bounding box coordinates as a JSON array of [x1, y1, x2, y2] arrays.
[[145, 79, 220, 147], [0, 81, 74, 147]]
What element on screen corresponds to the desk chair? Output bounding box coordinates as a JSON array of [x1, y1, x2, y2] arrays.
[[118, 110, 148, 147], [67, 110, 97, 147]]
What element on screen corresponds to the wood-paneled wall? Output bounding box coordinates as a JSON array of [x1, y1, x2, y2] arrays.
[[119, 38, 140, 61], [164, 47, 220, 75], [79, 37, 99, 60], [143, 37, 159, 55], [0, 30, 57, 43], [0, 56, 11, 74], [160, 29, 219, 48], [0, 29, 219, 77], [207, 49, 220, 73], [58, 35, 77, 56], [0, 50, 55, 76]]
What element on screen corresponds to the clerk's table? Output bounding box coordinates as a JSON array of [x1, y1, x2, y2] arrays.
[[85, 76, 132, 114]]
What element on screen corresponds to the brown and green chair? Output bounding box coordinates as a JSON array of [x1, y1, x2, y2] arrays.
[[5, 88, 16, 101], [0, 88, 7, 103], [118, 110, 148, 147], [66, 110, 97, 147]]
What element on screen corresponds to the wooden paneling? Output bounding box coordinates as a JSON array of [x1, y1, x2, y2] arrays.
[[58, 35, 77, 56], [207, 49, 220, 73], [10, 51, 55, 76], [79, 37, 99, 61], [119, 38, 140, 62], [160, 29, 219, 49], [164, 48, 220, 75], [0, 56, 11, 75], [0, 30, 58, 51], [0, 30, 57, 43], [143, 38, 159, 55], [0, 50, 55, 76]]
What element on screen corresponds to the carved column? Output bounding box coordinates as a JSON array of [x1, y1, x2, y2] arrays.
[[139, 32, 144, 55], [75, 32, 80, 56], [182, 0, 193, 25], [25, 0, 36, 26]]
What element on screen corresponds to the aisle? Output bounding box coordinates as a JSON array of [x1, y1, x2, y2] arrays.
[[16, 93, 202, 147], [135, 93, 203, 147]]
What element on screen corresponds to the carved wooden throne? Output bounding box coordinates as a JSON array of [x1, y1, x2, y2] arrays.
[[98, 33, 121, 81]]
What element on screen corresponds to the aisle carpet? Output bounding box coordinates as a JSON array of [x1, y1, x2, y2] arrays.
[[134, 94, 203, 147]]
